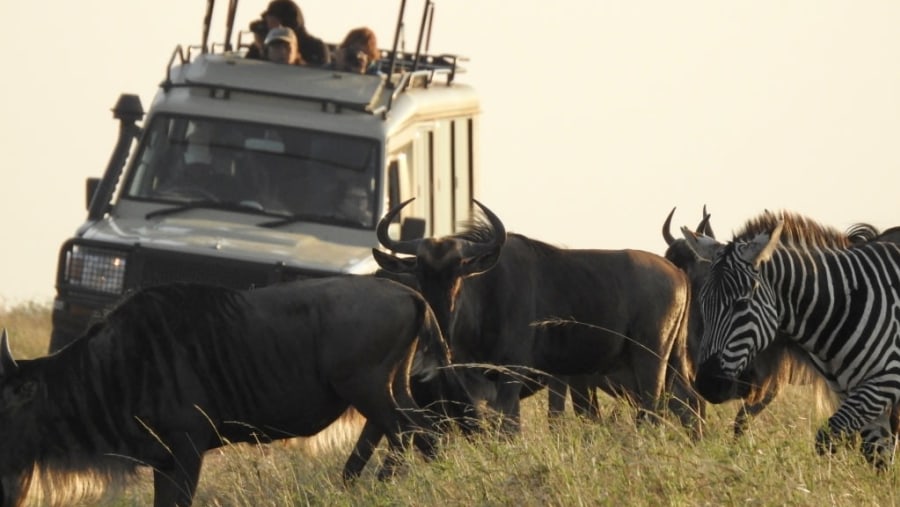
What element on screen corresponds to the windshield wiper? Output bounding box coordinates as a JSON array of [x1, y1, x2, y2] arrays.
[[258, 212, 369, 229], [145, 201, 282, 220]]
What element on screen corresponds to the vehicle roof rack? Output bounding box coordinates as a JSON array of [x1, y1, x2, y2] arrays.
[[161, 0, 465, 117]]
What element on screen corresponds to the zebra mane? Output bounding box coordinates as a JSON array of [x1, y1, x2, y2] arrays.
[[845, 222, 881, 244], [733, 210, 850, 248]]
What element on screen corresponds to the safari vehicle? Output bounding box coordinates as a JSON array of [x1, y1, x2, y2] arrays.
[[50, 0, 480, 351]]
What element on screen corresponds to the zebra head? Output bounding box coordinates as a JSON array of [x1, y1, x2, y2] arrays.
[[683, 220, 784, 403]]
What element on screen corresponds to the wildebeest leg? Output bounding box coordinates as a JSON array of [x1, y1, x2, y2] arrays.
[[342, 420, 385, 482], [569, 375, 600, 420], [375, 435, 410, 481], [1, 471, 33, 507], [338, 359, 436, 480], [546, 376, 568, 420], [664, 348, 705, 440], [628, 348, 669, 426], [493, 375, 525, 434], [733, 390, 777, 437], [152, 433, 205, 507]]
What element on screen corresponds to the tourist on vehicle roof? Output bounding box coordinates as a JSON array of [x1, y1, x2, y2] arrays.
[[245, 18, 269, 60], [261, 0, 330, 66], [265, 27, 304, 65], [332, 27, 381, 75]]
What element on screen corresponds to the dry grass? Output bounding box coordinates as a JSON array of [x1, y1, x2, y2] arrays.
[[3, 304, 900, 506], [0, 300, 53, 358]]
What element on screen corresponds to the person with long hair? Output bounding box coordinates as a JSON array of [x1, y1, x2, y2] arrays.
[[333, 27, 381, 75]]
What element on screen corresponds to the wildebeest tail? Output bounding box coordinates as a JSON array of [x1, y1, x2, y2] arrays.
[[409, 296, 453, 381], [665, 282, 706, 438], [408, 296, 480, 432]]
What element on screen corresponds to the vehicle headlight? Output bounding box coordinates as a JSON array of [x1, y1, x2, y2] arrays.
[[64, 245, 127, 294]]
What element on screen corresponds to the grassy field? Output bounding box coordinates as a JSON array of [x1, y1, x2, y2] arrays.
[[2, 302, 899, 506]]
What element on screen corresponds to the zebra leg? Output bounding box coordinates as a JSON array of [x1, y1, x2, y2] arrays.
[[815, 384, 895, 466], [859, 410, 897, 469]]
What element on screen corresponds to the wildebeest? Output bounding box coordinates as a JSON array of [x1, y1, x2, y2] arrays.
[[0, 277, 473, 507], [373, 199, 703, 437], [662, 207, 829, 436]]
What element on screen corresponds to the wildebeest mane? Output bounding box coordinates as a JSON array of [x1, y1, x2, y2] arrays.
[[452, 217, 494, 243], [454, 219, 560, 257], [733, 210, 851, 248], [106, 282, 247, 337]]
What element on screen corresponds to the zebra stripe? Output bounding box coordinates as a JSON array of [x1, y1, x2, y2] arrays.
[[697, 234, 900, 467]]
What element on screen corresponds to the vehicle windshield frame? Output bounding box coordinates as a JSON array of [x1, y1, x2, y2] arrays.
[[119, 113, 381, 229]]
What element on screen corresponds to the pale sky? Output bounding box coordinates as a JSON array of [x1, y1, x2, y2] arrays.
[[1, 1, 898, 305]]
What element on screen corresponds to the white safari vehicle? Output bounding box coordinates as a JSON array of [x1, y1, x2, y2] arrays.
[[51, 0, 480, 350]]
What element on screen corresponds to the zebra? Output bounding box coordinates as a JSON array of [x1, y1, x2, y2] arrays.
[[662, 207, 831, 437], [683, 210, 900, 468]]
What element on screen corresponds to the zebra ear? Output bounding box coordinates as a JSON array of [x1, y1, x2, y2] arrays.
[[0, 329, 19, 377], [743, 219, 784, 268], [681, 226, 720, 262]]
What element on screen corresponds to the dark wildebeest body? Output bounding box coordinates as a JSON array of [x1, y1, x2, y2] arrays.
[[0, 277, 471, 507], [374, 200, 702, 437]]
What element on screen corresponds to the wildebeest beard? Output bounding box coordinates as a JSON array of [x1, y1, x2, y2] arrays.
[[694, 355, 754, 404]]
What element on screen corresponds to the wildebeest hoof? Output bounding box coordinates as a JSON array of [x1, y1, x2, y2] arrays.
[[815, 428, 836, 456]]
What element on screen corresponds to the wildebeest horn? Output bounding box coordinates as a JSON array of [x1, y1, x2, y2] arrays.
[[0, 328, 18, 377], [461, 200, 507, 258], [698, 204, 715, 238], [662, 207, 677, 246], [376, 198, 422, 255]]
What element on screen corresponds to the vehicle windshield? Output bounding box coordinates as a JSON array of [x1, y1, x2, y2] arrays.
[[122, 114, 379, 228]]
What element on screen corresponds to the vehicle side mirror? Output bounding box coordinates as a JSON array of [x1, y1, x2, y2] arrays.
[[400, 217, 426, 240], [86, 177, 101, 210]]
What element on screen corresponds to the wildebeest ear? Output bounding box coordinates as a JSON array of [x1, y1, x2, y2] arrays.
[[371, 248, 417, 274], [0, 328, 19, 377], [741, 219, 784, 268], [680, 226, 720, 262]]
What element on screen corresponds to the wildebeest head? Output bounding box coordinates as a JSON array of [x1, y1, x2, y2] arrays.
[[662, 205, 715, 273], [372, 198, 506, 331], [0, 329, 40, 507]]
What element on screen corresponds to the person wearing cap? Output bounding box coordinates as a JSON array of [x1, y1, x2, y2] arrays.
[[265, 27, 304, 65], [262, 0, 330, 66]]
